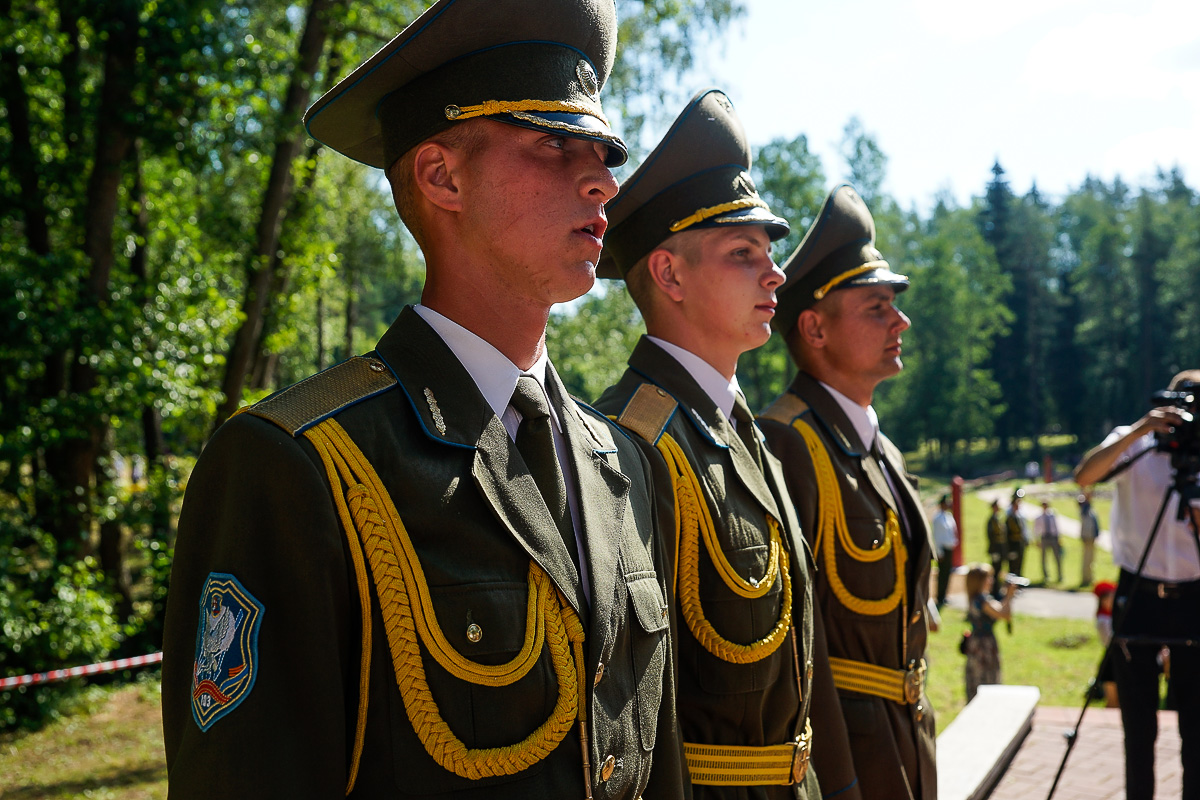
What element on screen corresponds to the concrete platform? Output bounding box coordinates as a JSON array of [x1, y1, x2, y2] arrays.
[[938, 685, 1040, 800]]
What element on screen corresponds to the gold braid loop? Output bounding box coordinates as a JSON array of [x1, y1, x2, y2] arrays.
[[304, 419, 585, 781], [657, 432, 792, 664], [791, 418, 906, 616], [669, 198, 769, 233]]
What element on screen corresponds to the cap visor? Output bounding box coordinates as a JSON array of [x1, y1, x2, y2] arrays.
[[496, 110, 627, 166], [841, 267, 910, 292]]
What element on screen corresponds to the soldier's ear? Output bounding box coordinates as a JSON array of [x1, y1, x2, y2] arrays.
[[646, 247, 685, 303], [797, 308, 826, 349], [412, 141, 463, 212]]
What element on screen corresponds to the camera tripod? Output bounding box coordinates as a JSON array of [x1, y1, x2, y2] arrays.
[[1045, 455, 1200, 800]]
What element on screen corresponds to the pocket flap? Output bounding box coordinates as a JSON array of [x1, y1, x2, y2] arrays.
[[626, 573, 668, 633]]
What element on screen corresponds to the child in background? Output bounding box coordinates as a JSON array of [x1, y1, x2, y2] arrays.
[[1094, 580, 1119, 707], [964, 563, 1017, 701]]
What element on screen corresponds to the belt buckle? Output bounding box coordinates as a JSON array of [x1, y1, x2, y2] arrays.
[[903, 660, 926, 705], [790, 721, 813, 784]]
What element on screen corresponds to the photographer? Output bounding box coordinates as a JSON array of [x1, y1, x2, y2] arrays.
[[1075, 369, 1200, 800]]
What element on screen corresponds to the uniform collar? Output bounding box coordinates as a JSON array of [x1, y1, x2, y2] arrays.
[[819, 379, 879, 452], [414, 303, 556, 433], [646, 335, 740, 424]]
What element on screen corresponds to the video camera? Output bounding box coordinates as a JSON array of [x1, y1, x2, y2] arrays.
[[1149, 381, 1200, 476]]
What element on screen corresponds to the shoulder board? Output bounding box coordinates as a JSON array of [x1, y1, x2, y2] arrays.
[[616, 383, 678, 444], [246, 356, 397, 437], [758, 392, 810, 427]]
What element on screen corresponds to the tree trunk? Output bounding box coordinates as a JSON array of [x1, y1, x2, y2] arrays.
[[44, 0, 139, 557], [213, 0, 336, 431], [130, 139, 173, 543]]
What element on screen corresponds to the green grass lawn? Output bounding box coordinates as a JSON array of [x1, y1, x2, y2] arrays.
[[0, 677, 167, 799], [925, 612, 1105, 735]]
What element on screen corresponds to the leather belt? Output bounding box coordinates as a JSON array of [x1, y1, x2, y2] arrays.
[[829, 656, 926, 705], [684, 722, 812, 786]]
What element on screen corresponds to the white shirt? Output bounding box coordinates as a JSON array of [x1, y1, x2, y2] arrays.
[[932, 509, 958, 550], [820, 380, 880, 453], [1104, 426, 1200, 582], [647, 336, 740, 426], [414, 304, 590, 598], [1035, 509, 1059, 539], [819, 380, 916, 538]]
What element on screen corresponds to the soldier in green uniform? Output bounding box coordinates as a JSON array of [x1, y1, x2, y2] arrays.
[[159, 1, 686, 797], [757, 185, 937, 800], [592, 88, 824, 799]]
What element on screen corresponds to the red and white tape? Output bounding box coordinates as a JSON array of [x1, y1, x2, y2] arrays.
[[0, 651, 163, 690]]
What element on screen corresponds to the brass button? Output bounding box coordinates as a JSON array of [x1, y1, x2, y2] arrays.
[[368, 359, 385, 373], [656, 388, 667, 397], [911, 612, 921, 624], [466, 623, 482, 643], [594, 663, 605, 686], [915, 703, 925, 722], [600, 755, 617, 781]]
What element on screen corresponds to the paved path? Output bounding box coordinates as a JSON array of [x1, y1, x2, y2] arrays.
[[993, 705, 1183, 799]]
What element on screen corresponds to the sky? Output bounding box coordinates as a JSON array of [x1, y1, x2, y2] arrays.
[[690, 0, 1200, 212]]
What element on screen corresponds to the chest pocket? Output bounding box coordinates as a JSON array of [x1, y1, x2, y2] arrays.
[[625, 571, 669, 751]]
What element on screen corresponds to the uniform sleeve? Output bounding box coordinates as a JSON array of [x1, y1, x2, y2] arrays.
[[759, 419, 862, 800], [161, 414, 356, 798]]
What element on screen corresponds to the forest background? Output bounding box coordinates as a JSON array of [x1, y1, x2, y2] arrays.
[[3, 0, 1200, 730]]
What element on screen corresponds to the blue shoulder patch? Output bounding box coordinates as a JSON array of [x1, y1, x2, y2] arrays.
[[191, 572, 264, 731]]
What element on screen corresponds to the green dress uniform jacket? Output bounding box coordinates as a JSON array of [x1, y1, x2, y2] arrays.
[[594, 337, 822, 800], [758, 373, 937, 800], [987, 513, 1006, 557], [161, 307, 686, 800]]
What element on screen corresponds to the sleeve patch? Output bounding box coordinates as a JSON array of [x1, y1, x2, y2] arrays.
[[191, 572, 265, 732]]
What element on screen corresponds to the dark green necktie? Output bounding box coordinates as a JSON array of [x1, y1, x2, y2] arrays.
[[511, 376, 579, 572], [731, 392, 765, 471]]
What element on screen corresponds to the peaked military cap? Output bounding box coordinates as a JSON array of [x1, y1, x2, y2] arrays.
[[303, 0, 628, 171], [596, 88, 788, 279], [773, 183, 909, 335]]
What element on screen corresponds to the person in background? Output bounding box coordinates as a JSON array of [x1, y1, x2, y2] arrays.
[[1078, 490, 1100, 586], [1035, 500, 1063, 585], [986, 499, 1006, 599], [932, 494, 958, 607], [1075, 369, 1200, 800], [963, 563, 1016, 702], [1005, 488, 1029, 579]]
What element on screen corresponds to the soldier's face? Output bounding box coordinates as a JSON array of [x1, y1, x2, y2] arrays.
[[456, 120, 617, 307], [671, 225, 783, 362], [821, 285, 909, 377]]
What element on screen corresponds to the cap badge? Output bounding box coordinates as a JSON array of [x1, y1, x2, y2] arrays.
[[576, 59, 599, 99]]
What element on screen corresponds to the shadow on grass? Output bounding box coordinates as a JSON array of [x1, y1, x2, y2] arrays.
[[3, 763, 165, 798]]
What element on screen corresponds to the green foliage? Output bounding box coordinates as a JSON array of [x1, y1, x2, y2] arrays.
[[0, 530, 122, 731], [549, 287, 646, 403]]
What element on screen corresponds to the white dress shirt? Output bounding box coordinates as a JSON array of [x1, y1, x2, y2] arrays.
[[647, 336, 741, 427], [414, 304, 590, 598], [1104, 426, 1200, 582]]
